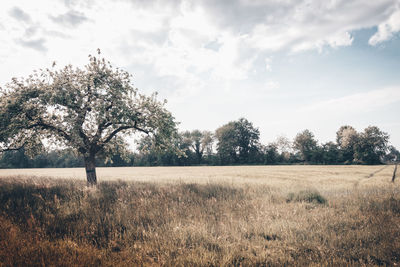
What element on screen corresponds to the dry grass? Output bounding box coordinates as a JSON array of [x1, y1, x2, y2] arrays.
[[0, 165, 399, 266], [0, 165, 394, 188]]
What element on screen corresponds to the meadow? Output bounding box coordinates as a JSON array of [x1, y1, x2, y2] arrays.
[[0, 165, 399, 266]]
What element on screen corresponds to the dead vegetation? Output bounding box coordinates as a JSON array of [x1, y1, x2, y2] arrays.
[[0, 166, 399, 266]]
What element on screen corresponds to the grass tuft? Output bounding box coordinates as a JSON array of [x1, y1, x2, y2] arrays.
[[286, 189, 327, 204]]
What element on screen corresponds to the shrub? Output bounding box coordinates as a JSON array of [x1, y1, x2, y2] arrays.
[[286, 189, 327, 204]]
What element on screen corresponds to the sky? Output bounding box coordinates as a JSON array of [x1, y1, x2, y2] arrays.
[[1, 0, 400, 148]]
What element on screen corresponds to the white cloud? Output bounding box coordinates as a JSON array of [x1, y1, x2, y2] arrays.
[[1, 0, 400, 106], [369, 8, 400, 45], [302, 87, 400, 114], [9, 7, 32, 23], [265, 57, 272, 72], [242, 0, 395, 53], [265, 81, 280, 90], [324, 31, 354, 49], [49, 10, 88, 27], [1, 0, 399, 83]]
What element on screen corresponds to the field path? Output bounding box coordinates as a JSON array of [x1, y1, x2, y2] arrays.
[[364, 165, 388, 178]]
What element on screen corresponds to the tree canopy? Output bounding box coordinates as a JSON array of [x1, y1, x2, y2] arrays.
[[293, 129, 318, 162], [215, 118, 261, 164], [353, 126, 389, 164], [0, 50, 177, 184], [182, 130, 213, 164]]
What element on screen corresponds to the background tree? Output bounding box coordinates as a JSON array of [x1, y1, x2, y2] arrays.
[[201, 131, 214, 162], [321, 142, 340, 164], [262, 143, 279, 164], [353, 126, 389, 164], [182, 130, 213, 164], [136, 132, 187, 166], [384, 145, 400, 163], [293, 129, 318, 163], [0, 50, 177, 185], [273, 135, 293, 162], [215, 122, 238, 164], [336, 125, 358, 163], [215, 118, 260, 164], [310, 144, 325, 164], [0, 149, 31, 168], [235, 118, 261, 163]]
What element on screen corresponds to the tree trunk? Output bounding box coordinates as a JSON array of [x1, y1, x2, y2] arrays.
[[196, 151, 202, 165], [85, 155, 97, 186], [392, 163, 398, 183]]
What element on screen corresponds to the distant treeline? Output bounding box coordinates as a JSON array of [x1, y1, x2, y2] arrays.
[[0, 118, 399, 168]]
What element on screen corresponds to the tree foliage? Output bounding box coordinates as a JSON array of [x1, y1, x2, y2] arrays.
[[293, 129, 318, 163], [336, 125, 358, 163], [384, 145, 400, 163], [353, 126, 389, 164], [215, 118, 261, 164], [182, 130, 213, 164]]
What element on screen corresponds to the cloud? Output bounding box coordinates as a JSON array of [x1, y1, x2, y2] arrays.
[[1, 0, 400, 99], [17, 38, 47, 52], [265, 57, 272, 72], [4, 5, 74, 55], [50, 10, 88, 27], [302, 87, 400, 114], [265, 81, 280, 90], [3, 0, 398, 86], [44, 30, 71, 39], [9, 7, 32, 23], [116, 2, 254, 88], [369, 8, 400, 45], [196, 0, 398, 52]]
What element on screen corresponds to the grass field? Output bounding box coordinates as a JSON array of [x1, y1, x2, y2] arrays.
[[0, 165, 394, 186], [0, 165, 399, 266]]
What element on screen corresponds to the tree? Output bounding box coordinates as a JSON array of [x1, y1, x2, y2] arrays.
[[384, 145, 400, 163], [235, 118, 261, 163], [293, 129, 318, 163], [321, 141, 340, 164], [336, 125, 358, 163], [353, 126, 389, 164], [215, 118, 260, 164], [136, 131, 186, 166], [215, 122, 238, 164], [182, 130, 214, 164], [0, 50, 177, 185], [0, 148, 31, 168], [273, 135, 293, 162], [262, 143, 279, 164]]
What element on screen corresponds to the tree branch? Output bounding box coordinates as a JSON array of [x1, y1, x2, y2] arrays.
[[0, 143, 26, 153], [24, 109, 75, 144], [94, 119, 113, 141], [101, 122, 149, 145], [27, 121, 72, 142]]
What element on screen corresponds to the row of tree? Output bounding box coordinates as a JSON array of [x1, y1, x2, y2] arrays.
[[136, 119, 398, 166], [1, 118, 398, 168]]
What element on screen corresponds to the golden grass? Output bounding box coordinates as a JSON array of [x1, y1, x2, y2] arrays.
[[0, 165, 399, 266], [0, 165, 394, 187]]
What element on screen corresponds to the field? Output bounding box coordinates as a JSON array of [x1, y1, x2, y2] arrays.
[[0, 165, 399, 266]]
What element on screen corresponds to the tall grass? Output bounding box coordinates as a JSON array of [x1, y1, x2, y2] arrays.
[[0, 175, 399, 266]]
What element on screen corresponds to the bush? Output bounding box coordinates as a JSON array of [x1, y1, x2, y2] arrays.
[[286, 189, 327, 204]]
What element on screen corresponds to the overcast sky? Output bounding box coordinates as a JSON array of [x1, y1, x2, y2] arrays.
[[1, 0, 400, 148]]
